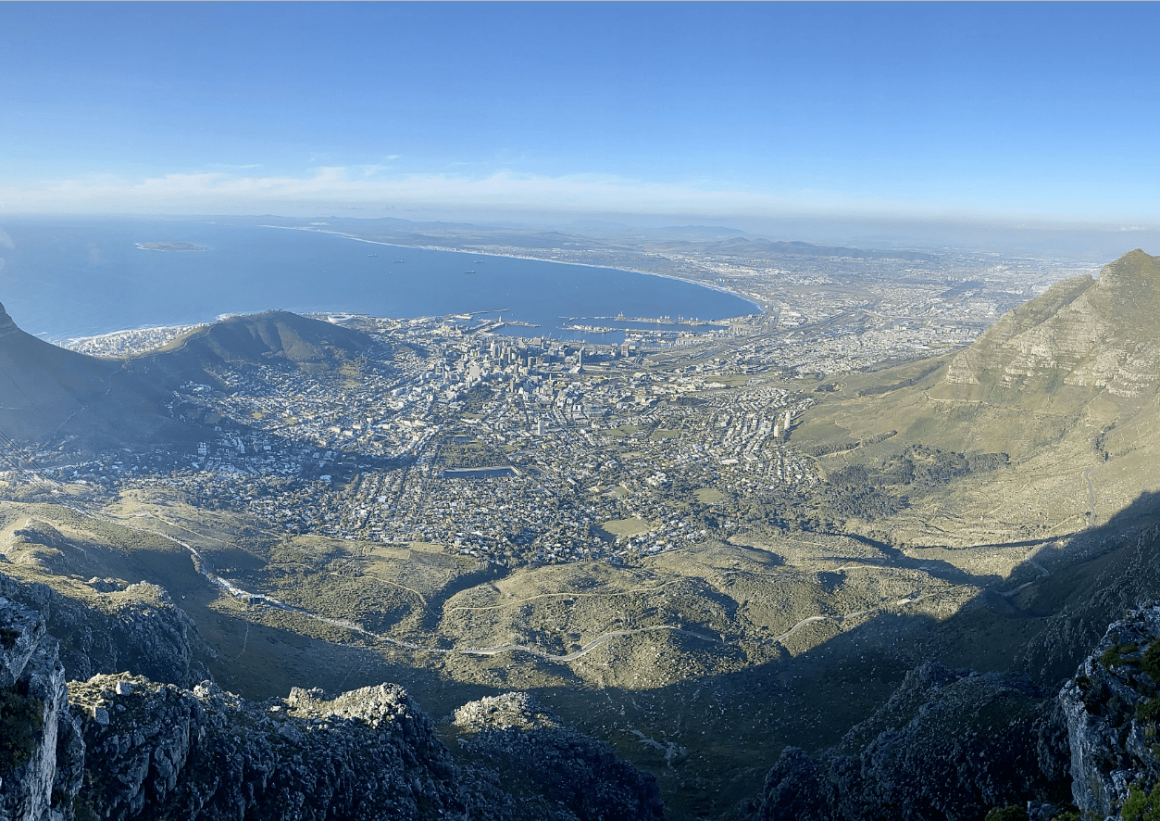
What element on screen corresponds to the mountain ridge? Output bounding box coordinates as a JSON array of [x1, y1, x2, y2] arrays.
[[0, 305, 382, 457]]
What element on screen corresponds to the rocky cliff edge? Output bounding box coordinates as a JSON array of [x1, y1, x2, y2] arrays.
[[0, 594, 662, 821]]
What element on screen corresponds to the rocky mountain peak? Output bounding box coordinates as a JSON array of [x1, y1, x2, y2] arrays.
[[939, 249, 1160, 400], [1094, 248, 1160, 303], [0, 300, 17, 336]]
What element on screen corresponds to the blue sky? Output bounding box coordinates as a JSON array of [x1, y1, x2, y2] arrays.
[[1, 2, 1158, 226]]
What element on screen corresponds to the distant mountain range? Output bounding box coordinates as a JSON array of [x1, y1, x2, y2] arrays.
[[647, 236, 936, 261], [255, 215, 936, 261]]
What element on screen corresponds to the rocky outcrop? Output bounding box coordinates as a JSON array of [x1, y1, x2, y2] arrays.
[[0, 597, 83, 821], [1058, 603, 1160, 819], [69, 676, 465, 821], [1, 596, 664, 821], [451, 692, 664, 821], [0, 574, 200, 689], [755, 662, 1069, 821]]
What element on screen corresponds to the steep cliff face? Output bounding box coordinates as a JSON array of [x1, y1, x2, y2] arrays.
[[69, 676, 465, 821], [1058, 604, 1160, 819], [0, 597, 83, 821], [754, 662, 1069, 821], [0, 573, 200, 689]]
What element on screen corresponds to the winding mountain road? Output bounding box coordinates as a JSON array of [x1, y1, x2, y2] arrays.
[[72, 507, 720, 662]]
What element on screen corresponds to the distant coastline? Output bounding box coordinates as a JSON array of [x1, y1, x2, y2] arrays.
[[261, 224, 766, 316], [2, 219, 756, 344], [136, 242, 207, 252]]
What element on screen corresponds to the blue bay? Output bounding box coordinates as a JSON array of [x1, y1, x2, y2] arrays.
[[0, 217, 756, 342]]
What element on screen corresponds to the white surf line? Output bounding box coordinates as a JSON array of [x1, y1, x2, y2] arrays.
[[65, 505, 719, 662], [261, 224, 765, 315]]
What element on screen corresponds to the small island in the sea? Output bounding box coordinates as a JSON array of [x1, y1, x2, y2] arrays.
[[136, 242, 207, 252]]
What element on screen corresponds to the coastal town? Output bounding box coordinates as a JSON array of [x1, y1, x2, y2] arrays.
[[6, 244, 1080, 570]]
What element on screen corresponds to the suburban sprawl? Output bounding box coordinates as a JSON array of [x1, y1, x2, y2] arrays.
[[13, 243, 1093, 571]]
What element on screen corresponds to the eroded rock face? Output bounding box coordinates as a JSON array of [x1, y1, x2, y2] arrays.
[[0, 574, 200, 689], [69, 676, 464, 821], [755, 662, 1068, 821], [0, 597, 83, 821], [1059, 604, 1160, 819]]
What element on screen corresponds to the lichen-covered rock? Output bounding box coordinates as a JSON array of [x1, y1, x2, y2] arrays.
[[0, 597, 83, 821], [755, 662, 1068, 821], [0, 573, 200, 688], [69, 676, 463, 821], [1058, 603, 1160, 819]]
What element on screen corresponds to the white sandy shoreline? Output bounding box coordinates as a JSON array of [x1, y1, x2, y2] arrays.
[[261, 224, 767, 317]]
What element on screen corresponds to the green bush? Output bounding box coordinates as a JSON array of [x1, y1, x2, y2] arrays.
[[1138, 698, 1160, 722], [1101, 643, 1141, 669], [985, 805, 1028, 821], [0, 684, 45, 775], [1142, 642, 1160, 682], [1122, 781, 1160, 821]]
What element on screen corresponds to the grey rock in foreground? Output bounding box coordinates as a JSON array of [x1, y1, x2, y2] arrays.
[[0, 597, 83, 821], [1, 591, 663, 821], [0, 568, 201, 689], [70, 676, 464, 821], [1059, 603, 1160, 819]]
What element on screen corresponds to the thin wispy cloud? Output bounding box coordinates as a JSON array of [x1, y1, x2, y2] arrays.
[[0, 167, 998, 222]]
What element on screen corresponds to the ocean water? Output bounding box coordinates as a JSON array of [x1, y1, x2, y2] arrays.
[[0, 217, 756, 342]]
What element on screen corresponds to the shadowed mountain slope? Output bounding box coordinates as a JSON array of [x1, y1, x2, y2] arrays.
[[0, 304, 380, 456], [0, 300, 183, 451]]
